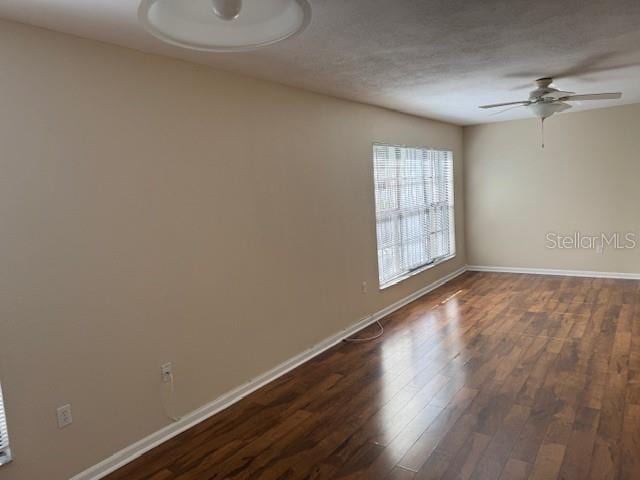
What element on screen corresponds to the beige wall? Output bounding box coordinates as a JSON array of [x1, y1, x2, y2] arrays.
[[0, 20, 464, 480], [464, 103, 640, 273]]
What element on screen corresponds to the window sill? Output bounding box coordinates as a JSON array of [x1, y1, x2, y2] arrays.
[[379, 254, 456, 290]]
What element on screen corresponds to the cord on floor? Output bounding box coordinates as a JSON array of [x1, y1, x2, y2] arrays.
[[343, 320, 384, 343]]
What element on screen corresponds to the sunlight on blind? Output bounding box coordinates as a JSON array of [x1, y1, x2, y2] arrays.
[[373, 144, 455, 288], [0, 382, 10, 465]]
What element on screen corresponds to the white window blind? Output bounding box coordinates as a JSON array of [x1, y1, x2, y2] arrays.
[[0, 382, 10, 465], [373, 144, 455, 288]]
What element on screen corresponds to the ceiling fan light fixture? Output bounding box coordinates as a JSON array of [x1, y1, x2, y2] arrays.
[[527, 101, 571, 119], [138, 0, 311, 52]]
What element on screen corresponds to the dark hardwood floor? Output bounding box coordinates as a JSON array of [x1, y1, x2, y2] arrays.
[[104, 272, 640, 480]]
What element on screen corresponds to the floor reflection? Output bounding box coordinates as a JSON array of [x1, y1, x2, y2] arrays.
[[375, 293, 468, 460]]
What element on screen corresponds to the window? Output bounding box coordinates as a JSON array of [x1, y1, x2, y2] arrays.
[[373, 143, 455, 288], [0, 382, 10, 465]]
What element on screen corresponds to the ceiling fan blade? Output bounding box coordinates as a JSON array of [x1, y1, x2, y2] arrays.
[[489, 104, 529, 116], [479, 101, 530, 109], [561, 93, 622, 101], [541, 90, 575, 99]]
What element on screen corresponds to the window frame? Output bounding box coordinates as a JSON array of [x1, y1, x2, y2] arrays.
[[0, 381, 11, 466], [372, 142, 456, 289]]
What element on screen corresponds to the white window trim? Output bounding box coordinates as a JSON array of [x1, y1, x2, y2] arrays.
[[378, 253, 456, 290], [0, 381, 11, 466], [372, 142, 456, 290]]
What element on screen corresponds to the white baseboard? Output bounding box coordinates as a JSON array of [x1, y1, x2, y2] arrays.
[[467, 265, 640, 280], [71, 266, 468, 480]]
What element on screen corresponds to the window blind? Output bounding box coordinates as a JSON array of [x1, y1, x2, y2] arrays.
[[373, 144, 455, 288], [0, 382, 10, 465]]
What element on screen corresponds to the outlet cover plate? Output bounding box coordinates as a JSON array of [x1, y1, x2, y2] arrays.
[[56, 404, 73, 429]]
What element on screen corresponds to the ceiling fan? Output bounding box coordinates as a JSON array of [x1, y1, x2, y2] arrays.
[[479, 78, 622, 147]]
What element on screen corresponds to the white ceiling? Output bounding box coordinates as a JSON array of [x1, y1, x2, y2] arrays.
[[2, 0, 640, 125]]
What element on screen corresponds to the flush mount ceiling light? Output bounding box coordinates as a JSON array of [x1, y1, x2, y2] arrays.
[[138, 0, 311, 52]]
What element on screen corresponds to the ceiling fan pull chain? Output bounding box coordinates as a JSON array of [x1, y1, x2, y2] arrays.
[[540, 117, 545, 149]]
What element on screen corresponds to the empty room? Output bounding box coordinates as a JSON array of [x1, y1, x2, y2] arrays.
[[1, 1, 640, 479]]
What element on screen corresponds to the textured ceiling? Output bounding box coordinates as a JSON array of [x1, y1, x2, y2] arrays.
[[1, 0, 640, 125]]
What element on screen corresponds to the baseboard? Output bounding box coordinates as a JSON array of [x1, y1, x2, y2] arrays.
[[467, 265, 640, 280], [71, 265, 468, 480]]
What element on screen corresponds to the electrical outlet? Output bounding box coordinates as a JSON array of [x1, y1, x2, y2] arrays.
[[161, 362, 173, 383], [56, 404, 73, 429], [361, 281, 368, 294]]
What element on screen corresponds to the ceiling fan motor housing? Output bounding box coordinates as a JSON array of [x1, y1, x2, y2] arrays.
[[530, 78, 558, 100], [535, 77, 554, 88]]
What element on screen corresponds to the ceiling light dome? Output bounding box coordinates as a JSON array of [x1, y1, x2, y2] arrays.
[[138, 0, 311, 52], [527, 102, 571, 119]]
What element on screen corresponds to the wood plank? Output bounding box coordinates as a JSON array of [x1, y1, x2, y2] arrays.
[[499, 459, 532, 480], [527, 443, 566, 480]]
